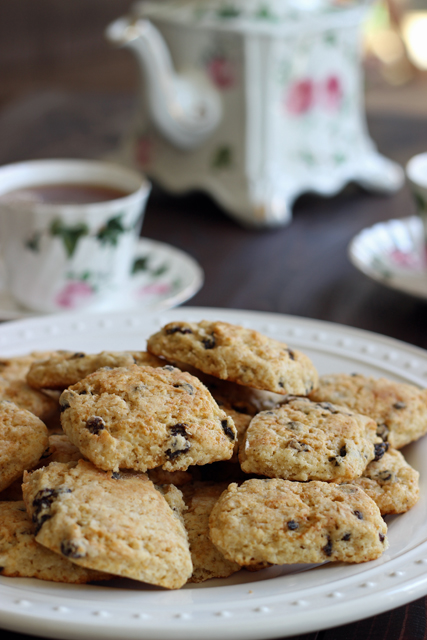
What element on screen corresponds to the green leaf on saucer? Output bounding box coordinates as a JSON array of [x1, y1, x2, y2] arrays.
[[212, 145, 233, 169], [96, 215, 127, 247], [217, 5, 240, 18], [152, 263, 169, 278], [132, 256, 149, 274], [50, 219, 90, 258]]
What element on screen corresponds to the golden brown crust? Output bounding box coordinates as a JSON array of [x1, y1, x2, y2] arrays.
[[147, 321, 318, 395], [60, 365, 236, 472]]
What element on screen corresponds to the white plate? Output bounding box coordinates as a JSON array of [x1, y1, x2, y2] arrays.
[[348, 215, 427, 300], [1, 307, 427, 640], [0, 239, 204, 320]]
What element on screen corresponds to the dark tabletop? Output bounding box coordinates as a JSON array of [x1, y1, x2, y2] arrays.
[[1, 91, 427, 640]]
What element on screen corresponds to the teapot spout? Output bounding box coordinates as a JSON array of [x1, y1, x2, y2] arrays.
[[106, 17, 222, 150]]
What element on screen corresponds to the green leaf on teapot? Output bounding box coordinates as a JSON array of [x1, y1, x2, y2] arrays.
[[217, 5, 241, 19], [50, 219, 90, 258], [25, 232, 42, 252], [132, 256, 149, 274], [96, 215, 127, 247], [255, 5, 278, 21]]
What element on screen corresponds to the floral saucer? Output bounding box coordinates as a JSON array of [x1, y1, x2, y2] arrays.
[[348, 216, 427, 300], [0, 238, 204, 320]]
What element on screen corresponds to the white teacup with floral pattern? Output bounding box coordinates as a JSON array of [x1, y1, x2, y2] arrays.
[[0, 159, 151, 313], [407, 153, 427, 246]]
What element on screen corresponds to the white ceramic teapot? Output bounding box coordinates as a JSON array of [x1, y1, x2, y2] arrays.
[[106, 0, 404, 227]]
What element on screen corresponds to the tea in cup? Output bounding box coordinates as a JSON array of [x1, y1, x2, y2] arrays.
[[0, 159, 151, 313]]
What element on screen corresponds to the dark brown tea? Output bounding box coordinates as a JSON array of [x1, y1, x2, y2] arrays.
[[2, 183, 131, 205]]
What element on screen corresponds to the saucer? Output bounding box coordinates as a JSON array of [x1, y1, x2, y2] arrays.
[[0, 238, 204, 320], [348, 216, 427, 300]]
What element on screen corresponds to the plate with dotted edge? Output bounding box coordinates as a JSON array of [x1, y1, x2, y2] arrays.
[[1, 307, 427, 640]]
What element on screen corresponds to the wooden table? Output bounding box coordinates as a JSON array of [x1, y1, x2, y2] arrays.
[[1, 91, 427, 640]]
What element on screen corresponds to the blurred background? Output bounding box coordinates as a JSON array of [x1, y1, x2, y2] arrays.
[[1, 0, 427, 115]]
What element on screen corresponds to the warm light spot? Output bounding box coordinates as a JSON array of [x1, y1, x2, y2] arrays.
[[402, 12, 427, 70]]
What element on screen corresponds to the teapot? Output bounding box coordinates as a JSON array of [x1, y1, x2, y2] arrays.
[[106, 0, 404, 227]]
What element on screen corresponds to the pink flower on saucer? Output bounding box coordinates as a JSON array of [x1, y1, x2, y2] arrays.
[[137, 282, 171, 297], [285, 79, 314, 115], [322, 75, 343, 111], [207, 57, 236, 90], [56, 280, 94, 309]]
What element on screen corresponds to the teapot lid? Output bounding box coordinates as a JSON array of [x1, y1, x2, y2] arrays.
[[134, 0, 370, 32]]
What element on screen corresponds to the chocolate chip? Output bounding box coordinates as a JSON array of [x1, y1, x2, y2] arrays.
[[341, 533, 351, 541], [202, 336, 216, 349], [86, 416, 105, 435], [163, 365, 176, 372], [354, 510, 364, 520], [71, 352, 85, 359], [289, 440, 310, 452], [287, 520, 299, 530], [379, 533, 385, 543], [323, 536, 333, 556], [32, 488, 71, 533], [339, 445, 347, 457], [286, 348, 295, 360], [78, 390, 88, 395], [166, 326, 193, 335], [59, 400, 70, 413], [60, 540, 85, 559], [166, 423, 191, 460], [376, 424, 389, 441], [111, 472, 121, 480], [374, 442, 389, 461], [317, 402, 338, 414], [221, 420, 235, 441], [328, 456, 340, 467], [393, 402, 406, 410], [173, 382, 194, 395], [376, 470, 394, 483]]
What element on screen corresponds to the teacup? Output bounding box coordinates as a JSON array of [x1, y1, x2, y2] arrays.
[[406, 153, 427, 245], [0, 159, 151, 313]]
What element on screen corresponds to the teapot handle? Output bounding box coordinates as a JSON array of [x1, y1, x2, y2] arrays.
[[106, 17, 222, 150]]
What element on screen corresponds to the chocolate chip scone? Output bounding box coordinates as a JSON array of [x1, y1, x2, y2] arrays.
[[182, 482, 241, 583], [309, 373, 427, 449], [0, 400, 49, 492], [147, 321, 318, 395], [352, 448, 420, 515], [26, 351, 141, 391], [239, 397, 380, 482], [22, 459, 193, 589], [0, 352, 65, 382], [209, 479, 388, 566], [0, 501, 110, 583], [0, 378, 58, 423], [60, 365, 236, 472]]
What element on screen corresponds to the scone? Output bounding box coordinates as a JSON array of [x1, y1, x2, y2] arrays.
[[0, 501, 110, 583], [352, 448, 420, 515], [182, 482, 241, 583], [22, 459, 193, 589], [59, 365, 236, 472], [209, 479, 388, 566], [147, 320, 318, 395], [0, 400, 49, 492], [239, 397, 380, 481], [309, 373, 427, 449]]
